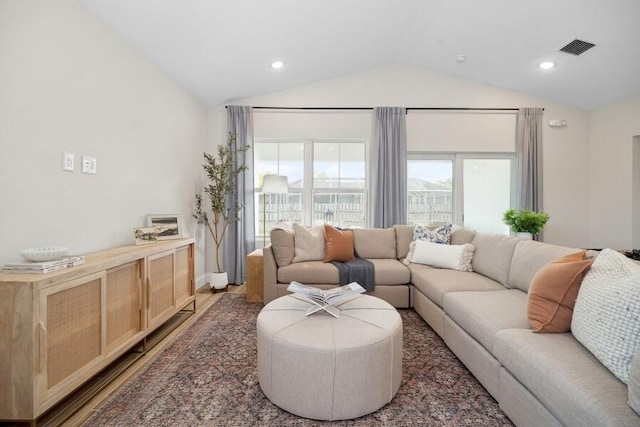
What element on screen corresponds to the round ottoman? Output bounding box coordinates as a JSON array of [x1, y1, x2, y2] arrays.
[[257, 294, 402, 421]]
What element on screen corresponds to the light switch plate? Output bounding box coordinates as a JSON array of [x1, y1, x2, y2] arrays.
[[82, 156, 97, 174], [62, 152, 74, 171]]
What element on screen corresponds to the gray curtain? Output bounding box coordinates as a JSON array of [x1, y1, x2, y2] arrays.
[[224, 106, 255, 284], [370, 107, 407, 228], [515, 107, 543, 211], [515, 107, 543, 240]]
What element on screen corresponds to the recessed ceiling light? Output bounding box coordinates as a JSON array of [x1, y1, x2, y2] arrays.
[[271, 61, 284, 69], [456, 55, 467, 63], [539, 61, 555, 70]]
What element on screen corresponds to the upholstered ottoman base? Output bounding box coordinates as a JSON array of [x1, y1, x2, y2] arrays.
[[257, 295, 403, 421]]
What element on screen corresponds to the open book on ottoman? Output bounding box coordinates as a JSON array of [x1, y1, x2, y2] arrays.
[[287, 281, 366, 318]]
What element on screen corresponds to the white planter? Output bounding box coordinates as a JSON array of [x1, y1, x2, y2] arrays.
[[209, 271, 228, 290], [516, 232, 533, 240]]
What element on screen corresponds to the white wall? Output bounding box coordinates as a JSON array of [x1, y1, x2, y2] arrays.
[[0, 0, 207, 282], [589, 95, 640, 248], [210, 64, 591, 247], [634, 136, 640, 248]]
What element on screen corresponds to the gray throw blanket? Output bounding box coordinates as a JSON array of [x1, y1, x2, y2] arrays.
[[331, 258, 375, 292]]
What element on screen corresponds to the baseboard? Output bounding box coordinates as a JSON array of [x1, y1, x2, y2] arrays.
[[196, 273, 208, 289]]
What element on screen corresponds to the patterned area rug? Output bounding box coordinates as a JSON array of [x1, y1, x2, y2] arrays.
[[83, 293, 513, 426]]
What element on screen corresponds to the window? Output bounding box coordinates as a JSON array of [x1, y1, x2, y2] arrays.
[[407, 153, 514, 234], [313, 142, 366, 227], [254, 139, 366, 246], [407, 159, 453, 226]]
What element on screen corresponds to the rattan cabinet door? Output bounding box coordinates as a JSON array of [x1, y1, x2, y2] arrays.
[[147, 250, 176, 329], [36, 271, 106, 410], [105, 261, 144, 354], [174, 244, 194, 308]]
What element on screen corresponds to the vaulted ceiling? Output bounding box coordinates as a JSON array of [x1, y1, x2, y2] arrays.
[[81, 0, 640, 110]]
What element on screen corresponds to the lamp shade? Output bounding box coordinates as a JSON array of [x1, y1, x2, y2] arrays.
[[261, 175, 289, 193]]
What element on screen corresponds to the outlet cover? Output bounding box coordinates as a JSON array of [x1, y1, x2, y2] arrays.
[[82, 156, 97, 174], [62, 152, 74, 171]]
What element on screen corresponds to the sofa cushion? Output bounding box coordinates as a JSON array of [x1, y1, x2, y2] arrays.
[[394, 224, 414, 259], [572, 248, 640, 384], [354, 228, 396, 259], [278, 261, 339, 284], [630, 352, 640, 415], [278, 259, 409, 287], [410, 264, 504, 307], [270, 224, 295, 267], [450, 227, 476, 245], [527, 251, 593, 333], [443, 289, 529, 353], [508, 239, 580, 292], [494, 329, 640, 426], [470, 233, 519, 287], [368, 259, 410, 285], [323, 224, 355, 262], [292, 223, 325, 263], [410, 241, 474, 271]]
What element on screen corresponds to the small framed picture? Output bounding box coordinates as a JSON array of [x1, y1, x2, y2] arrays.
[[147, 214, 182, 240], [134, 227, 158, 245]]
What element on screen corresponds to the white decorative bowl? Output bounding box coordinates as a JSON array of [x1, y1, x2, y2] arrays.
[[21, 247, 69, 262]]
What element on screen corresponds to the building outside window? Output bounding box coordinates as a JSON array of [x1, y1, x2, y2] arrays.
[[407, 159, 453, 226]]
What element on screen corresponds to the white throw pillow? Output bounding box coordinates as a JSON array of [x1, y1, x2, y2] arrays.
[[571, 249, 640, 384], [292, 223, 325, 263], [404, 224, 453, 264], [410, 240, 475, 271]]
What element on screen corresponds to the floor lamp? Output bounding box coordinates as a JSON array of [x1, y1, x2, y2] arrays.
[[261, 174, 289, 248]]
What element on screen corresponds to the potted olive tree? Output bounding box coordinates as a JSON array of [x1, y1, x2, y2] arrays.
[[194, 133, 250, 290], [502, 209, 550, 239]]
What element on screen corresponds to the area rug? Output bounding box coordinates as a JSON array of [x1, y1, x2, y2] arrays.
[[83, 293, 513, 426]]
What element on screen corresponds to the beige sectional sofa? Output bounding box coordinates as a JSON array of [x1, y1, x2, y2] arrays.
[[262, 224, 640, 427], [264, 226, 412, 308]]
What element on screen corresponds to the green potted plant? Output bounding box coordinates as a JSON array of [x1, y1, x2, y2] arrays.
[[502, 209, 550, 239], [193, 132, 250, 290]]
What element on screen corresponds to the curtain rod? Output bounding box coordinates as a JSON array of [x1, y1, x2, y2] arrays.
[[226, 106, 539, 112]]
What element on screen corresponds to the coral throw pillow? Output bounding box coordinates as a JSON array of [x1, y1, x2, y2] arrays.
[[323, 224, 355, 262], [527, 251, 593, 333]]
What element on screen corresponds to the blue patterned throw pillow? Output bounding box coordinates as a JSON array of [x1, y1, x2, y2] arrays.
[[413, 224, 452, 244], [403, 224, 453, 265]]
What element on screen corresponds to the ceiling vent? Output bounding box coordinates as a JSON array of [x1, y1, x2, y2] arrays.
[[559, 39, 595, 56]]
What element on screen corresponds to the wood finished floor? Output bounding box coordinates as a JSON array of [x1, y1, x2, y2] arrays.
[[60, 284, 247, 427]]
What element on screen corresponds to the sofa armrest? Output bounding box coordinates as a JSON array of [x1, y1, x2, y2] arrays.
[[630, 350, 640, 415], [263, 245, 278, 304]]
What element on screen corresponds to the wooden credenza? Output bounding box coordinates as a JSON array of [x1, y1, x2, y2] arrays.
[[0, 238, 195, 422]]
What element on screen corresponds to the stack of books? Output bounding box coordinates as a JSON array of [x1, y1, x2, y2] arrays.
[[2, 255, 85, 274]]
